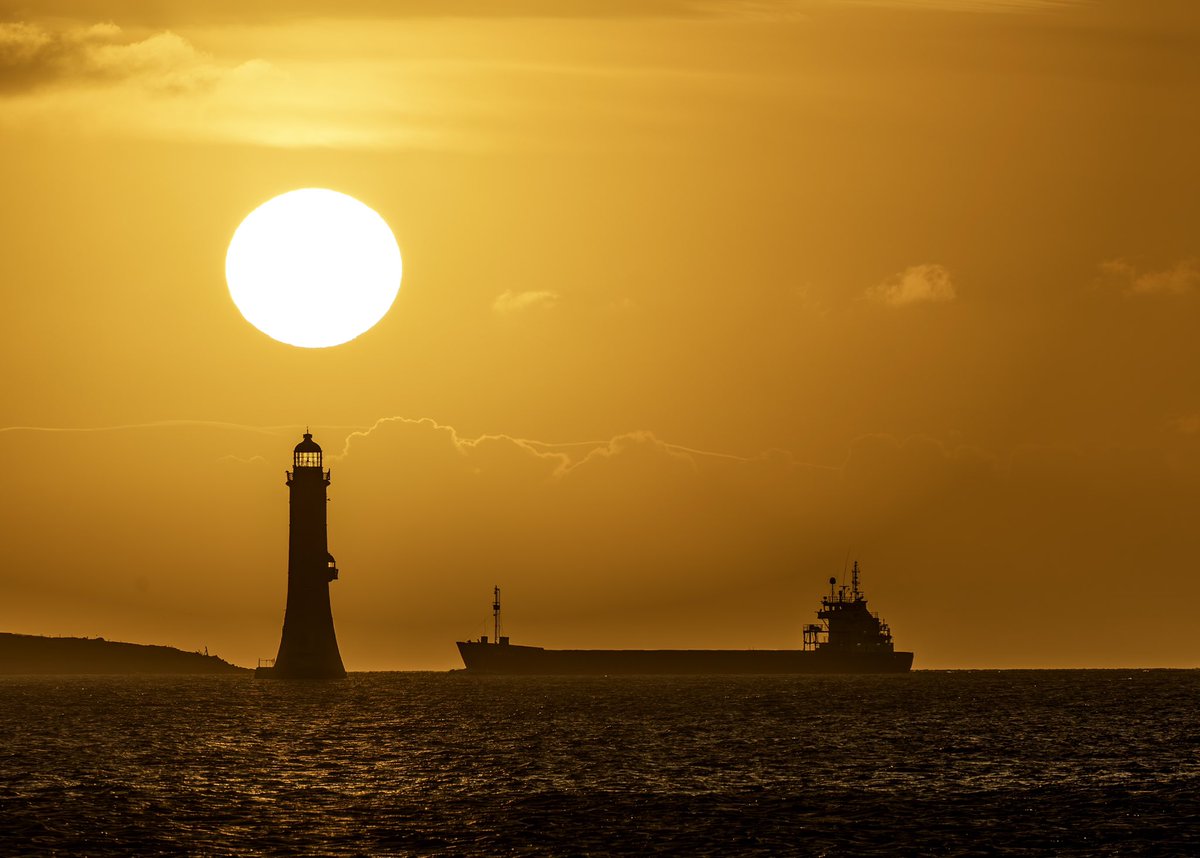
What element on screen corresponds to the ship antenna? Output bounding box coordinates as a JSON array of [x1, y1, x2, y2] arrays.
[[492, 585, 501, 644], [852, 560, 860, 599]]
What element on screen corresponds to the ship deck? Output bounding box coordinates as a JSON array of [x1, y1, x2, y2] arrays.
[[456, 641, 913, 675]]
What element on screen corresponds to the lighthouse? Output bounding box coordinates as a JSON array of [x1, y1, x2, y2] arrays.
[[257, 432, 346, 679]]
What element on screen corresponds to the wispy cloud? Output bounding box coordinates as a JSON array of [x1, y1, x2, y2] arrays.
[[838, 0, 1084, 10], [1168, 415, 1200, 436], [0, 1, 704, 27], [0, 419, 284, 435], [0, 21, 267, 94], [336, 416, 781, 482], [0, 415, 772, 473], [493, 289, 560, 314], [0, 420, 370, 436], [0, 0, 1081, 27], [1099, 258, 1200, 297], [216, 454, 267, 465], [0, 20, 442, 148], [866, 263, 956, 307], [0, 16, 772, 150]]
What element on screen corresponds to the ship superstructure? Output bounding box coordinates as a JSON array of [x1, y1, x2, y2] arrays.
[[802, 562, 896, 656]]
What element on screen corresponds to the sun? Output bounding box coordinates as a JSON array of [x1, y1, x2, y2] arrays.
[[225, 189, 402, 348]]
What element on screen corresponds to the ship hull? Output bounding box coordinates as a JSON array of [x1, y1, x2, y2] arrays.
[[456, 642, 913, 675]]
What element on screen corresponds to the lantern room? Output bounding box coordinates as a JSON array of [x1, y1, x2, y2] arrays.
[[293, 432, 323, 469]]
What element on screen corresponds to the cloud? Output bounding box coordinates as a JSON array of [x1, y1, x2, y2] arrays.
[[0, 21, 264, 95], [0, 20, 324, 145], [841, 0, 1084, 10], [0, 419, 300, 436], [0, 16, 771, 150], [1168, 415, 1200, 436], [216, 454, 267, 465], [1099, 258, 1200, 297], [492, 289, 560, 314], [866, 263, 956, 306], [563, 430, 698, 475], [337, 416, 754, 481], [338, 415, 574, 479], [0, 0, 1081, 27], [0, 1, 706, 27], [0, 20, 360, 148]]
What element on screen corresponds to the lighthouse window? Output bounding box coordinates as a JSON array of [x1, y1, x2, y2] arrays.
[[295, 452, 322, 468]]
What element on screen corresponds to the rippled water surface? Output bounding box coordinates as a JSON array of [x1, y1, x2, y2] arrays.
[[3, 671, 1200, 855]]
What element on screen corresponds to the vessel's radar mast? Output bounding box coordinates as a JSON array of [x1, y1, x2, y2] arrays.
[[493, 585, 501, 644], [851, 561, 861, 599]]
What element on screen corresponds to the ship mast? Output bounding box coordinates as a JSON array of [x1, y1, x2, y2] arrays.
[[851, 560, 861, 599], [492, 585, 501, 644]]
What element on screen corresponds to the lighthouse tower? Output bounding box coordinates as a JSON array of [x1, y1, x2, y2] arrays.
[[259, 432, 346, 679]]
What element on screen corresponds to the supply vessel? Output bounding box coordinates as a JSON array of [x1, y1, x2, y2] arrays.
[[455, 562, 913, 674]]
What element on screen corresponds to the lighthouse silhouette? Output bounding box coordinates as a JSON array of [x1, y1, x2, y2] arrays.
[[257, 432, 346, 678]]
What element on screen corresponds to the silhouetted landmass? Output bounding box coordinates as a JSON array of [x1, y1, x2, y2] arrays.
[[0, 633, 249, 675]]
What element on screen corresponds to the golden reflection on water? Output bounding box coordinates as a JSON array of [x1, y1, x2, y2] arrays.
[[2, 672, 1198, 854]]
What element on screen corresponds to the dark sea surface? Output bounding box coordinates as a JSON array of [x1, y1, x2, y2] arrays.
[[2, 671, 1199, 856]]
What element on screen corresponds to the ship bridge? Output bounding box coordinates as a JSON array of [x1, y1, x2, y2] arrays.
[[802, 561, 895, 654]]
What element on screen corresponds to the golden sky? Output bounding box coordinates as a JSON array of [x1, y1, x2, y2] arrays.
[[2, 0, 1198, 668]]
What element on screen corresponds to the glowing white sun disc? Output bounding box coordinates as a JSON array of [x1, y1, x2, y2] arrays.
[[226, 189, 402, 348]]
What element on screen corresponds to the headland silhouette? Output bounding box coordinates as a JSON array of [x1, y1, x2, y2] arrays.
[[0, 632, 247, 675]]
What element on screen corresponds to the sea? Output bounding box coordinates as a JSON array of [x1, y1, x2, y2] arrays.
[[2, 671, 1199, 856]]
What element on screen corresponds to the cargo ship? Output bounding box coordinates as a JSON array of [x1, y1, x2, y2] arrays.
[[455, 562, 913, 674]]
